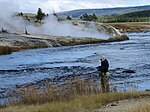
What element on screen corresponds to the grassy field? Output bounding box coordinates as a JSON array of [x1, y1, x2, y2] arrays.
[[108, 22, 150, 33], [0, 77, 147, 112], [0, 92, 142, 112]]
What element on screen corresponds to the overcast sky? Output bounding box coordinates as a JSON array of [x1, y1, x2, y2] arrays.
[[1, 0, 150, 13]]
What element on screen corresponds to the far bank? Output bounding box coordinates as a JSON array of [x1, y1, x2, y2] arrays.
[[0, 32, 129, 55]]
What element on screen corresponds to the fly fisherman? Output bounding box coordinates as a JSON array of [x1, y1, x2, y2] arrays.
[[97, 56, 109, 93]]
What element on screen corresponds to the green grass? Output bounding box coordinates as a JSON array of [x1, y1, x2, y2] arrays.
[[98, 10, 150, 23]]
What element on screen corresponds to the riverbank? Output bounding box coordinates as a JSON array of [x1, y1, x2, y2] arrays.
[[0, 72, 150, 111], [97, 91, 150, 112], [0, 32, 129, 55], [0, 91, 150, 112], [1, 22, 150, 55]]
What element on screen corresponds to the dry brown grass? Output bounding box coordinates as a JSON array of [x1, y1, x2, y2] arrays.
[[9, 77, 100, 105], [1, 92, 141, 112], [107, 35, 129, 42], [57, 37, 105, 46], [135, 104, 150, 112], [57, 35, 129, 46], [108, 22, 150, 32], [0, 46, 12, 55], [0, 77, 142, 112], [0, 105, 5, 109]]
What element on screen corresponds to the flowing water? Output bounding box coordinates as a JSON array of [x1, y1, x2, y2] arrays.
[[0, 32, 150, 103]]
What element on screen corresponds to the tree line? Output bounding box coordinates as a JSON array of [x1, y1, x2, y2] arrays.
[[18, 8, 150, 23], [18, 8, 47, 23], [80, 13, 98, 21], [98, 10, 150, 23]]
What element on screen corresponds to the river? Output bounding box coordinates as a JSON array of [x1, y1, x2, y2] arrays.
[[0, 32, 150, 103]]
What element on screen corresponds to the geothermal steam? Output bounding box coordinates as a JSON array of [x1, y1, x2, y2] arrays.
[[0, 0, 109, 39]]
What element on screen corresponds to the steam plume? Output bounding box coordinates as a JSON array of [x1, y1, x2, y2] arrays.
[[0, 0, 110, 39]]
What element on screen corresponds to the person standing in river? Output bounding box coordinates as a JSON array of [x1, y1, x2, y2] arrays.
[[98, 55, 109, 93]]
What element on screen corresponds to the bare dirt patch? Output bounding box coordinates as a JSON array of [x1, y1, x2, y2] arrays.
[[96, 92, 150, 112]]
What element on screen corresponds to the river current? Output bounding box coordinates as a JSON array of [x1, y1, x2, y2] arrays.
[[0, 32, 150, 103]]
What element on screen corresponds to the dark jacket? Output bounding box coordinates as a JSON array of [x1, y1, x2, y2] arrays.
[[100, 59, 109, 72]]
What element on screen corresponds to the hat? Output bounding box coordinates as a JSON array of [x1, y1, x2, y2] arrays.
[[100, 55, 105, 61]]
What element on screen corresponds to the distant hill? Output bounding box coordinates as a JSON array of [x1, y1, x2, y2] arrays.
[[120, 10, 150, 17], [57, 5, 150, 18], [98, 9, 150, 23]]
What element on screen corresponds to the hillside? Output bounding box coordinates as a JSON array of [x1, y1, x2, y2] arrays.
[[57, 5, 150, 18], [120, 9, 150, 17], [98, 10, 150, 23]]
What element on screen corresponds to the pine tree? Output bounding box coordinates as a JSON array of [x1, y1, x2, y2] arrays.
[[18, 12, 23, 16], [67, 15, 72, 20], [92, 13, 98, 21], [36, 8, 45, 23], [83, 13, 89, 21]]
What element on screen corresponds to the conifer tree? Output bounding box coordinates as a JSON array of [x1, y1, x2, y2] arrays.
[[36, 8, 45, 23]]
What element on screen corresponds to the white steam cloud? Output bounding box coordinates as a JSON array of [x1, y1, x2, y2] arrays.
[[0, 0, 110, 39]]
